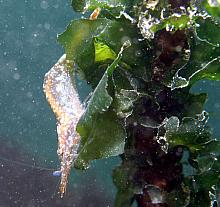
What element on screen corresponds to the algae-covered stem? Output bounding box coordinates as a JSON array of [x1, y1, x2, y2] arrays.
[[118, 0, 193, 206]]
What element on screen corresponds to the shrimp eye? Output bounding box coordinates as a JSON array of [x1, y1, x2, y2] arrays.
[[53, 170, 61, 177]]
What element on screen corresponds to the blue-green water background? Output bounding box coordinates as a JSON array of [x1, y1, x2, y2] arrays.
[[0, 0, 220, 206]]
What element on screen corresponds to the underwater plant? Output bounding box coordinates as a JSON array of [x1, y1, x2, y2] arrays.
[[43, 0, 220, 206]]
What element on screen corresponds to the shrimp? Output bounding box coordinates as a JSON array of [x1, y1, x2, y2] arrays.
[[43, 54, 85, 197]]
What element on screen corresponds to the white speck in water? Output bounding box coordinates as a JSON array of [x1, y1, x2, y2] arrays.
[[33, 33, 38, 38], [13, 73, 20, 80], [40, 1, 49, 9], [44, 22, 50, 30], [214, 103, 220, 109], [26, 92, 33, 98], [53, 4, 59, 9]]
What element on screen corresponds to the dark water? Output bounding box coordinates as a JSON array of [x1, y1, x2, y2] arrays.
[[0, 0, 118, 206], [0, 0, 220, 206]]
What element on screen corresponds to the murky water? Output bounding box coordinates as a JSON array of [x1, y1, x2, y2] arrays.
[[0, 0, 220, 206], [0, 1, 117, 206]]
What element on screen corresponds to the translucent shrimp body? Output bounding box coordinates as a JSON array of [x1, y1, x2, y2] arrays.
[[43, 55, 84, 197]]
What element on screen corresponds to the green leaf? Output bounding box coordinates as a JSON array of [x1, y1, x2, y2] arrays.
[[114, 89, 139, 119], [201, 139, 220, 155], [71, 0, 86, 12], [190, 59, 220, 82], [184, 176, 218, 206], [75, 43, 129, 169], [138, 0, 196, 40], [71, 0, 140, 12], [170, 16, 220, 89], [113, 163, 137, 207], [165, 184, 190, 207], [184, 93, 207, 117], [187, 188, 212, 207], [114, 190, 134, 207], [151, 14, 191, 34], [75, 110, 126, 169], [58, 19, 108, 62], [186, 16, 220, 83], [197, 155, 216, 174], [94, 38, 116, 62], [174, 92, 207, 117], [170, 33, 220, 89], [202, 0, 220, 20], [96, 21, 148, 71], [57, 19, 115, 87], [196, 16, 220, 47], [58, 18, 149, 86], [71, 0, 123, 12], [169, 16, 220, 89], [193, 172, 220, 191], [164, 111, 212, 152]]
